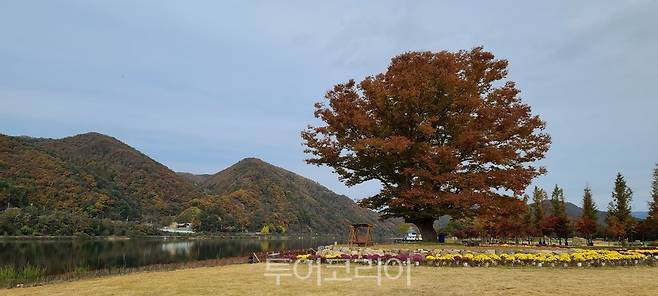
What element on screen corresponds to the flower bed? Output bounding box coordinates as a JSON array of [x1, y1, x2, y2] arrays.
[[281, 247, 658, 268]]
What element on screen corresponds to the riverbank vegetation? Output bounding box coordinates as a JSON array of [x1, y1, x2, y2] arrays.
[[0, 265, 45, 288], [0, 206, 160, 237], [0, 255, 251, 289]]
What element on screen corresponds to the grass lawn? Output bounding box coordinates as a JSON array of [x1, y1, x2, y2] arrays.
[[3, 263, 658, 296]]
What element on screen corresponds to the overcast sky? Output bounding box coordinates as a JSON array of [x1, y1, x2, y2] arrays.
[[1, 1, 657, 210]]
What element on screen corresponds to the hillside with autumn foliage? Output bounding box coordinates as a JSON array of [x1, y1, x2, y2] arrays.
[[0, 132, 202, 235], [0, 132, 394, 236], [179, 158, 396, 235]]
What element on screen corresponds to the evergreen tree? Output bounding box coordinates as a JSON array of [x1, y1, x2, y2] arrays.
[[551, 185, 566, 217], [550, 185, 570, 245], [649, 165, 658, 222], [521, 194, 533, 241], [640, 165, 658, 240], [578, 186, 598, 244], [581, 186, 598, 221], [531, 186, 546, 243], [607, 173, 634, 241]]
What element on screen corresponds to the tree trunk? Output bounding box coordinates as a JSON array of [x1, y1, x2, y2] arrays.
[[411, 219, 436, 242]]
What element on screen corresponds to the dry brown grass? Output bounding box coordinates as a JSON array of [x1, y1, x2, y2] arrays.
[[2, 263, 658, 296]]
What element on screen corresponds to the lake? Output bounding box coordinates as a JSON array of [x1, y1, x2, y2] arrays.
[[0, 237, 338, 276]]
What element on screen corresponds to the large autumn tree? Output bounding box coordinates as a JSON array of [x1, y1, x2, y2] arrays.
[[302, 47, 551, 241]]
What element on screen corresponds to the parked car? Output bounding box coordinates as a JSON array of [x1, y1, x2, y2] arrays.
[[404, 231, 422, 241]]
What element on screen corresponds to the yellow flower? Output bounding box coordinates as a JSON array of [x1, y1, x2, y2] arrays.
[[438, 254, 457, 261], [323, 253, 341, 259], [514, 253, 530, 261], [558, 253, 571, 263], [631, 249, 658, 255], [489, 254, 501, 262], [472, 254, 491, 263], [571, 253, 586, 262], [500, 254, 514, 262]]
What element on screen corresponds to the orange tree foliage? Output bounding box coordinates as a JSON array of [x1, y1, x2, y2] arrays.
[[302, 47, 551, 240], [473, 196, 529, 239]]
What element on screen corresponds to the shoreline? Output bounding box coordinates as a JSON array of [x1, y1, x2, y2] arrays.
[[0, 234, 344, 241]]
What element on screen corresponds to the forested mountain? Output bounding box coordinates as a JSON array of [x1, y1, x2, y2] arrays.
[[0, 132, 203, 235], [0, 133, 199, 220], [0, 132, 394, 236], [40, 133, 202, 218], [179, 158, 396, 235]]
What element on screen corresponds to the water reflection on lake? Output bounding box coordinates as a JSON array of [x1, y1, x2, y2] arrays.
[[161, 241, 195, 256], [0, 237, 337, 276]]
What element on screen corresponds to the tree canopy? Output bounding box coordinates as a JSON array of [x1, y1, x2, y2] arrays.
[[302, 47, 551, 240]]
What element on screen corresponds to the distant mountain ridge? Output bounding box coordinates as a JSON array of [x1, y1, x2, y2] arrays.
[[0, 132, 394, 235], [533, 200, 648, 224], [632, 211, 650, 220], [176, 172, 212, 186]]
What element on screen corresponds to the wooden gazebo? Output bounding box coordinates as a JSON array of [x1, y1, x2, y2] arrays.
[[347, 223, 374, 246]]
